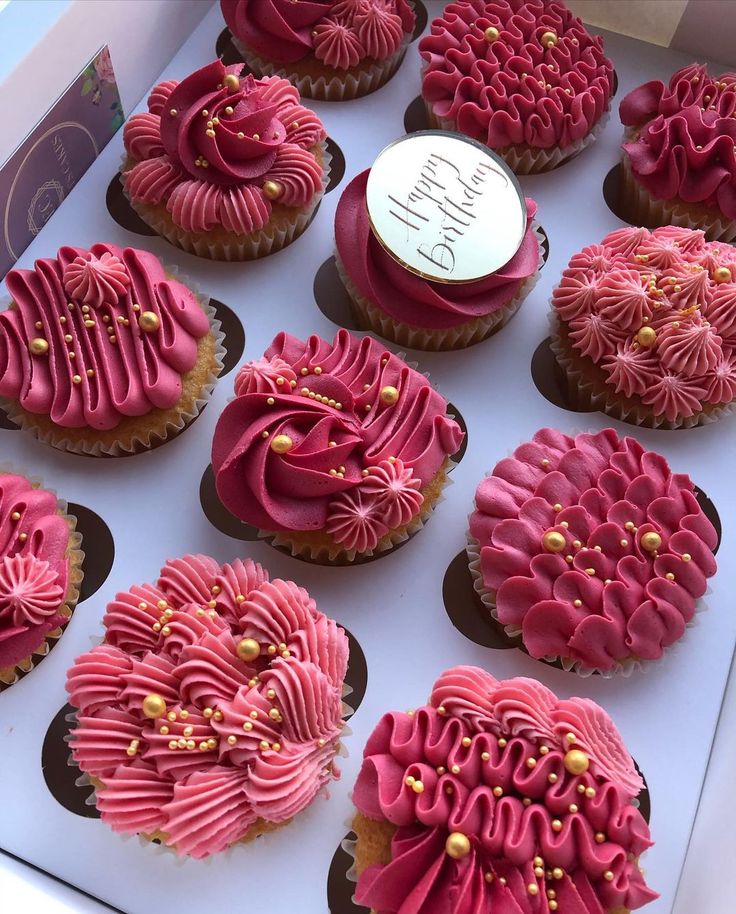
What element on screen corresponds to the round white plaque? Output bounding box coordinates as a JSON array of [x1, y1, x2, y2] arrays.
[[365, 131, 527, 284]]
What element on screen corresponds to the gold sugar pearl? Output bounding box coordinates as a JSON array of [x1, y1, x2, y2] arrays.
[[142, 694, 167, 719], [445, 832, 471, 859], [484, 25, 500, 42]]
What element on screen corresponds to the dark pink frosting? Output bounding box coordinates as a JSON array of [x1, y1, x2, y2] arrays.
[[420, 1, 614, 150], [220, 0, 415, 66], [354, 666, 657, 913], [621, 64, 736, 220], [469, 428, 718, 672], [551, 226, 736, 421], [66, 554, 348, 858], [335, 171, 540, 330], [0, 474, 71, 670], [0, 244, 210, 431], [212, 330, 464, 542], [123, 61, 327, 235]]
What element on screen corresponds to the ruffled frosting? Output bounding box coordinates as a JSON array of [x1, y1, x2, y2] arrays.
[[353, 666, 658, 914], [0, 474, 70, 669], [122, 61, 326, 235], [335, 171, 540, 330], [621, 64, 736, 219], [220, 0, 414, 66], [0, 243, 210, 431], [468, 428, 718, 672], [419, 1, 614, 151], [66, 554, 349, 858], [551, 225, 736, 421], [212, 330, 463, 538]]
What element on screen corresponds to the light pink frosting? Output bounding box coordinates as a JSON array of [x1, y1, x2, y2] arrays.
[[469, 428, 718, 672], [66, 554, 349, 858], [354, 666, 657, 914], [420, 1, 614, 151], [551, 226, 736, 421], [212, 330, 463, 540], [0, 243, 210, 431], [123, 60, 327, 236], [621, 64, 736, 219], [0, 474, 71, 670]]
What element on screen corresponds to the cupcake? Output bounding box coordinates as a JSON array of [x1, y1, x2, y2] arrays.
[[335, 169, 542, 351], [0, 243, 222, 455], [0, 472, 83, 687], [220, 0, 416, 101], [351, 665, 658, 912], [65, 553, 349, 858], [419, 1, 614, 174], [212, 329, 464, 563], [550, 225, 736, 429], [468, 427, 718, 675], [619, 63, 736, 243], [121, 60, 329, 260]]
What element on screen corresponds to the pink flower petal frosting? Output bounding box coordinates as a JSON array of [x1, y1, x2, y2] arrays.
[[212, 330, 464, 537], [0, 474, 71, 670], [0, 243, 211, 432], [353, 666, 658, 913], [420, 1, 614, 151], [220, 0, 414, 66], [335, 172, 540, 330], [621, 64, 736, 220], [468, 428, 718, 672], [552, 226, 736, 422], [122, 60, 327, 235], [66, 554, 349, 858]]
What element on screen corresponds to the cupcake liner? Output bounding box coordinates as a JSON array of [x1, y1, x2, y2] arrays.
[[619, 149, 736, 244], [548, 312, 735, 430], [423, 99, 610, 175], [335, 222, 545, 351], [232, 35, 411, 102], [121, 141, 331, 261], [1, 266, 226, 456], [0, 470, 84, 688]]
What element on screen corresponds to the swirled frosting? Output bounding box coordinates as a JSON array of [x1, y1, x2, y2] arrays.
[[468, 428, 718, 672], [122, 60, 327, 235], [66, 554, 349, 858], [354, 666, 657, 914], [0, 244, 210, 431], [420, 1, 614, 151], [335, 171, 540, 330], [620, 64, 736, 220], [551, 226, 736, 421], [220, 0, 415, 66], [212, 330, 464, 545], [0, 474, 71, 670]]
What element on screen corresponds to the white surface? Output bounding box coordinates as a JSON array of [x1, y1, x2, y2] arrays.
[[0, 853, 110, 913], [0, 4, 734, 914]]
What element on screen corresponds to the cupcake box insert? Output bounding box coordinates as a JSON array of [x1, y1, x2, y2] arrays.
[[0, 5, 734, 914]]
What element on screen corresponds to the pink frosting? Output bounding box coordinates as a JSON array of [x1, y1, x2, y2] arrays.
[[335, 171, 540, 331], [551, 225, 736, 421], [0, 474, 71, 670], [420, 1, 614, 151], [122, 61, 326, 235], [0, 243, 210, 431], [469, 428, 718, 672], [212, 330, 464, 539], [66, 554, 349, 858], [220, 0, 414, 66], [354, 666, 657, 914]]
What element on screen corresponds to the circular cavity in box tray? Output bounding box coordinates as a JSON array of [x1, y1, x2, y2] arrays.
[[602, 162, 664, 228]]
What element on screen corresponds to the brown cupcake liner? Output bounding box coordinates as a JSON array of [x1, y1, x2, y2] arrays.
[[0, 470, 84, 688], [548, 312, 735, 430], [334, 221, 545, 351], [1, 267, 226, 456]]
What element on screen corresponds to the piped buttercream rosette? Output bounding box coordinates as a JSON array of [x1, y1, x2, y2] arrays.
[[65, 554, 349, 859], [467, 427, 718, 676], [350, 666, 658, 914], [212, 330, 465, 563]]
